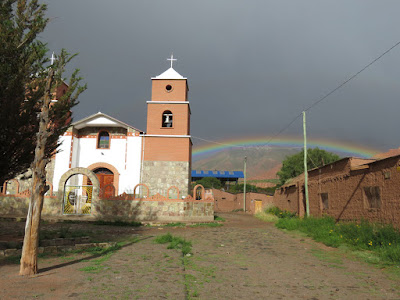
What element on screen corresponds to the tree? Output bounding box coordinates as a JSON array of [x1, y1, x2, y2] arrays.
[[0, 0, 48, 184], [0, 0, 86, 275], [196, 177, 222, 189], [277, 148, 340, 185]]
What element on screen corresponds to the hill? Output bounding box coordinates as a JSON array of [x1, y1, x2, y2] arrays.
[[192, 147, 300, 180]]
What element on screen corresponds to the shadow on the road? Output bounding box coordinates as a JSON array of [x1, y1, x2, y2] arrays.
[[38, 235, 153, 274]]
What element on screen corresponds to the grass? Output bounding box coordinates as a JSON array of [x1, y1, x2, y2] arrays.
[[163, 222, 186, 227], [154, 233, 192, 256], [255, 211, 278, 223], [265, 206, 400, 266], [214, 215, 226, 222]]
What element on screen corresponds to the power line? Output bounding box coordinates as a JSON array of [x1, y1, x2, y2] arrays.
[[193, 39, 400, 150], [304, 39, 400, 112]]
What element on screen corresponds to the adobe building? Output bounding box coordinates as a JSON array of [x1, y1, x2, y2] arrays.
[[273, 154, 400, 228]]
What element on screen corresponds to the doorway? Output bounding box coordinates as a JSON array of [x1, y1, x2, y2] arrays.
[[89, 168, 115, 198]]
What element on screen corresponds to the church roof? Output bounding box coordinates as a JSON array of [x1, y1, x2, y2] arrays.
[[152, 67, 187, 80], [72, 112, 142, 132]]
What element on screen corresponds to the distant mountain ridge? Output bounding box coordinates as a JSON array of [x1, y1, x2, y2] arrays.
[[192, 147, 300, 180]]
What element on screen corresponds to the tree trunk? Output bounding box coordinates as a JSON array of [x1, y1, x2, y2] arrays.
[[19, 70, 54, 276]]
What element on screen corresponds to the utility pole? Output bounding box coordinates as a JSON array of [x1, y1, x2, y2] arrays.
[[243, 156, 247, 212], [303, 111, 310, 217]]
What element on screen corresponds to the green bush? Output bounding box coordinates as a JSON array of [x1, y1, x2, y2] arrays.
[[266, 206, 297, 219]]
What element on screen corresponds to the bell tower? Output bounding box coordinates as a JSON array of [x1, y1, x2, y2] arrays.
[[142, 55, 192, 196]]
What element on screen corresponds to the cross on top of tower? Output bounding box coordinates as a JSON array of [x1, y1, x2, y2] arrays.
[[167, 53, 177, 68], [50, 52, 56, 65]]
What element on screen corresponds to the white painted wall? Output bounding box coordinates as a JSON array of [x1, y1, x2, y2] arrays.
[[121, 136, 142, 194], [52, 134, 72, 190], [53, 133, 142, 194]]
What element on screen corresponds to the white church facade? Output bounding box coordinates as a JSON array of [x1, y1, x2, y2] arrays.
[[52, 112, 143, 196]]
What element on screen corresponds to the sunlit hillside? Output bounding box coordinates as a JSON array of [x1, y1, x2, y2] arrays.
[[192, 147, 300, 180]]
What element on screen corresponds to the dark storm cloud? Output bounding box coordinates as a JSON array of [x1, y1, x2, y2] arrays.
[[42, 0, 400, 152]]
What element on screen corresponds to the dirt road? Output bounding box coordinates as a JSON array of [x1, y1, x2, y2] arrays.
[[0, 213, 399, 299]]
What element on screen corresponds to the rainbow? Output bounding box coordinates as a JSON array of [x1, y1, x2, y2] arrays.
[[192, 136, 382, 159]]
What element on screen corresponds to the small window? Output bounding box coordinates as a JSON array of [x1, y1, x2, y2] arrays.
[[364, 186, 381, 209], [321, 193, 329, 210], [162, 110, 173, 127], [98, 131, 110, 149]]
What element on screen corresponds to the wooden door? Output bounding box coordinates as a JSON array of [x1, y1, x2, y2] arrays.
[[97, 174, 114, 198], [254, 200, 263, 214]]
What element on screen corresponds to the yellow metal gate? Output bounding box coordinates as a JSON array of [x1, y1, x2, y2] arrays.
[[63, 185, 93, 215]]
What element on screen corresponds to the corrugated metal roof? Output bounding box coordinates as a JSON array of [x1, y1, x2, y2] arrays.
[[191, 170, 244, 179]]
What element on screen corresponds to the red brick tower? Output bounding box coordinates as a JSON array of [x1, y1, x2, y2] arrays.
[[142, 55, 191, 196]]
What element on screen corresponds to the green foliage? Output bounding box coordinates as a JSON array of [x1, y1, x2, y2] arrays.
[[162, 222, 186, 227], [195, 177, 222, 189], [275, 214, 400, 264], [229, 183, 258, 194], [266, 206, 297, 219], [228, 183, 276, 195], [277, 148, 340, 185], [214, 215, 226, 222], [0, 0, 86, 183], [154, 233, 192, 256], [189, 222, 222, 228]]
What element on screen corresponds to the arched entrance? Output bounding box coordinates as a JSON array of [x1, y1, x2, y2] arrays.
[[83, 163, 120, 198], [58, 168, 100, 215]]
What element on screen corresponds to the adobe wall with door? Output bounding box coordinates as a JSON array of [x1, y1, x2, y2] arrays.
[[211, 189, 273, 214]]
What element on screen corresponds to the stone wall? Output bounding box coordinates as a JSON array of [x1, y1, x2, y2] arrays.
[[0, 195, 213, 223], [0, 167, 213, 223], [0, 196, 60, 218], [142, 161, 190, 196]]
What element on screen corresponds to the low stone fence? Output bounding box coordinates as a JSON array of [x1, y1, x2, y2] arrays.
[[0, 169, 214, 223], [0, 192, 214, 223]]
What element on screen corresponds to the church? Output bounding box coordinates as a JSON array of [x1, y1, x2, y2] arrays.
[[51, 56, 192, 199]]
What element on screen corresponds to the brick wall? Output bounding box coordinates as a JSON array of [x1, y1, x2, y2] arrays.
[[146, 103, 190, 135]]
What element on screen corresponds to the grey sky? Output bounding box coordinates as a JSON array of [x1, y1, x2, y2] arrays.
[[42, 0, 400, 153]]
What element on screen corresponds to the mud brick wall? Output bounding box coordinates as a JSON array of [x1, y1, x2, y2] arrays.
[[272, 156, 400, 228], [273, 184, 301, 215], [142, 161, 190, 196], [307, 156, 400, 228], [212, 189, 273, 214]]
